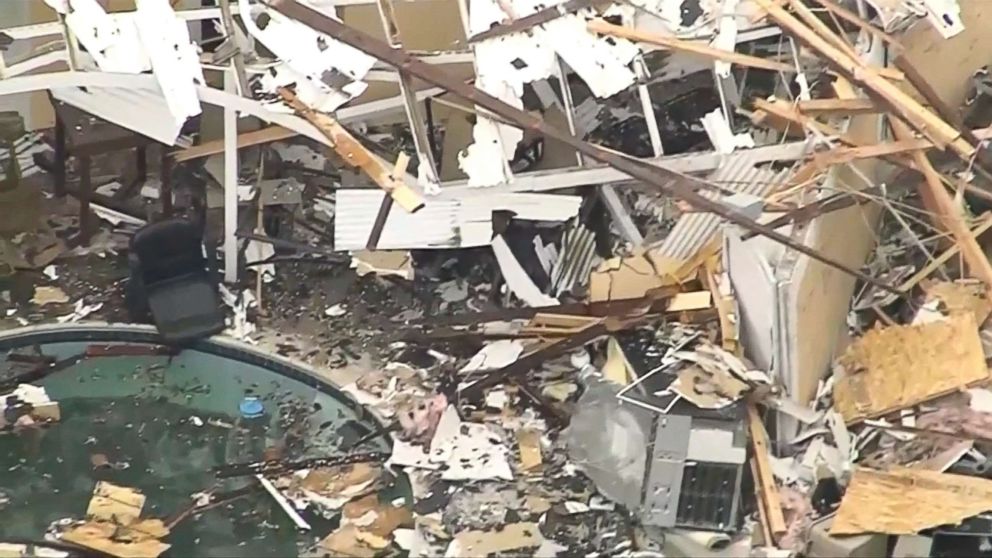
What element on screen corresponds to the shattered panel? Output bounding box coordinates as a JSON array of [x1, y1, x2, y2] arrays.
[[833, 467, 992, 535], [833, 314, 990, 423]]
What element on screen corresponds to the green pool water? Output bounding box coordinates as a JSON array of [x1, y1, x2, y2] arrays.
[[0, 332, 404, 557]]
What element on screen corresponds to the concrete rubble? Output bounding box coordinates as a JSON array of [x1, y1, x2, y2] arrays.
[[4, 0, 992, 556]]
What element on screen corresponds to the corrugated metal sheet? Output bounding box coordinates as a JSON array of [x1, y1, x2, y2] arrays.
[[334, 190, 582, 251], [655, 152, 791, 261], [549, 223, 598, 296], [50, 86, 184, 146]]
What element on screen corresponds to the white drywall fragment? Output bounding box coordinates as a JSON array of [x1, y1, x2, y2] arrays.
[[134, 0, 205, 127], [701, 108, 754, 154], [459, 340, 525, 373], [536, 11, 638, 99], [238, 0, 375, 111], [921, 0, 964, 38], [492, 235, 560, 307], [711, 0, 741, 77], [52, 0, 150, 74]]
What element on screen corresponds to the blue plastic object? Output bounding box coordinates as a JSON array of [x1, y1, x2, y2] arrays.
[[239, 397, 264, 419]]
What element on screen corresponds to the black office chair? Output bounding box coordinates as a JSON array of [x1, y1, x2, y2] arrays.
[[125, 218, 225, 343]]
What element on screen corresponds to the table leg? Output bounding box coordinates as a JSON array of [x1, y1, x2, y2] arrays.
[[160, 151, 173, 217], [136, 145, 147, 184], [78, 155, 92, 244], [54, 116, 66, 197]]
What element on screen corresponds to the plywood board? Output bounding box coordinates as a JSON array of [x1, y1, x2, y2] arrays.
[[833, 314, 990, 423], [832, 467, 992, 535], [86, 482, 145, 525], [922, 280, 992, 324]]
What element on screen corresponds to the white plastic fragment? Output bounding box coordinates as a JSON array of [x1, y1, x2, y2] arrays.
[[460, 340, 526, 373], [700, 108, 754, 154], [921, 0, 965, 38]]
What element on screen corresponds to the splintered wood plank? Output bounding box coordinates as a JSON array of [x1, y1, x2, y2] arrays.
[[278, 88, 424, 213], [747, 405, 787, 541], [832, 313, 990, 423], [587, 20, 795, 73], [833, 467, 992, 535]]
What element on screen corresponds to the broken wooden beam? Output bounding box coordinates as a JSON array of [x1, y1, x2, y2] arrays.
[[277, 87, 424, 213], [587, 19, 796, 74], [468, 0, 598, 43], [747, 404, 788, 542], [213, 451, 389, 478], [890, 117, 992, 295], [811, 138, 930, 167], [172, 126, 296, 163], [754, 0, 973, 160], [806, 0, 902, 48], [270, 0, 905, 298], [795, 98, 878, 115]]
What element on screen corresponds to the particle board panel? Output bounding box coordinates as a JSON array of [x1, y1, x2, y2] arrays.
[[832, 467, 992, 535], [832, 313, 990, 423]]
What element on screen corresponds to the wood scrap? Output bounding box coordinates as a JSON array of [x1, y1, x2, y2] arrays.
[[811, 138, 930, 168], [747, 404, 787, 542], [921, 280, 992, 324], [87, 482, 145, 525], [517, 428, 543, 472], [889, 117, 992, 296], [832, 313, 990, 423], [896, 213, 992, 292], [754, 0, 974, 160], [278, 87, 424, 213], [587, 20, 795, 73], [172, 126, 296, 162], [832, 467, 992, 535], [61, 520, 171, 558], [796, 97, 879, 115]]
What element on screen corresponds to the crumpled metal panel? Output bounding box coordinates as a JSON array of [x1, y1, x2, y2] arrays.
[[655, 151, 792, 261], [51, 86, 184, 146]]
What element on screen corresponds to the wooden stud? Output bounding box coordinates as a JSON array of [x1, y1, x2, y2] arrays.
[[587, 19, 796, 73]]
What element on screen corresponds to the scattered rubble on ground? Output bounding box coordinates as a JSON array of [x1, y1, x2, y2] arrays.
[[6, 0, 992, 555]]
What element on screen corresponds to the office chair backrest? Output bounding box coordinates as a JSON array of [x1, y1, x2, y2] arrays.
[[130, 219, 206, 285]]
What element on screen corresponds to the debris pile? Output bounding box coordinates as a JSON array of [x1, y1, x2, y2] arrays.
[[6, 0, 992, 555]]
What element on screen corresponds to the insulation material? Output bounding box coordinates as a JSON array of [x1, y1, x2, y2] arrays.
[[832, 314, 991, 423], [132, 0, 205, 127], [334, 190, 581, 251], [238, 0, 375, 113], [832, 467, 992, 535]]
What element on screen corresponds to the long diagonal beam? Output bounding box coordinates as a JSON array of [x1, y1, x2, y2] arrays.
[[268, 0, 902, 297]]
